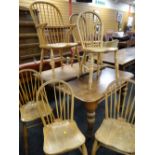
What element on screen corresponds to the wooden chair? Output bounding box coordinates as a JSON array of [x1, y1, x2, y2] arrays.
[[29, 1, 80, 73], [77, 11, 119, 89], [36, 80, 88, 155], [19, 69, 51, 155], [92, 78, 135, 155]]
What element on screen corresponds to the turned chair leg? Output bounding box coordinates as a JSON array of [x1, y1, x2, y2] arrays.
[[97, 53, 102, 77], [50, 49, 55, 73], [23, 123, 28, 155], [80, 52, 86, 75], [75, 46, 81, 77], [114, 50, 119, 79], [70, 48, 75, 67], [81, 144, 88, 155], [39, 48, 44, 73], [89, 53, 94, 90], [75, 46, 81, 66], [91, 139, 99, 155], [59, 49, 64, 69]]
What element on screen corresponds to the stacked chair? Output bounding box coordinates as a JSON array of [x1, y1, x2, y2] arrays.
[[29, 1, 80, 73], [76, 11, 119, 89]]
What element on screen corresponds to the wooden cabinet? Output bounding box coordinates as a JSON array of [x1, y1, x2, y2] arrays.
[[19, 6, 40, 64]]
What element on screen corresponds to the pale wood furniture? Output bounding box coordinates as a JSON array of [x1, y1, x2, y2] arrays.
[[36, 80, 88, 155], [98, 47, 135, 71], [40, 66, 134, 136], [77, 11, 119, 89], [92, 78, 135, 155], [29, 1, 80, 73], [19, 69, 45, 155]]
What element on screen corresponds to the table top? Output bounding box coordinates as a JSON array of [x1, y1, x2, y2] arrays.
[[41, 64, 134, 103], [102, 47, 135, 65], [67, 68, 133, 103], [41, 63, 80, 82]]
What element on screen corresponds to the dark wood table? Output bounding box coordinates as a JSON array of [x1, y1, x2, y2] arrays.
[[100, 47, 135, 71], [41, 64, 134, 136]]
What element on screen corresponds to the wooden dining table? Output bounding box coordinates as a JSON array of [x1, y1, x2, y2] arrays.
[[41, 63, 134, 136], [99, 47, 135, 71]]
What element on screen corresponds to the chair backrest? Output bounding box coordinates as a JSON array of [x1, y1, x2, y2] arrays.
[[29, 1, 64, 27], [77, 11, 103, 49], [36, 80, 74, 127], [69, 13, 80, 43], [29, 1, 69, 45], [104, 78, 135, 124], [19, 69, 42, 107]]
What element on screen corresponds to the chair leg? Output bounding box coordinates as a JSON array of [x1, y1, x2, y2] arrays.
[[75, 46, 81, 77], [59, 49, 64, 69], [91, 139, 99, 155], [70, 48, 75, 67], [89, 53, 94, 90], [75, 46, 81, 66], [97, 53, 102, 77], [39, 48, 44, 73], [114, 50, 119, 79], [50, 49, 55, 73], [81, 144, 88, 155], [80, 52, 86, 75], [23, 123, 28, 155]]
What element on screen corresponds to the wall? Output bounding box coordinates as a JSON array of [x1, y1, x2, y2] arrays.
[[19, 0, 134, 33]]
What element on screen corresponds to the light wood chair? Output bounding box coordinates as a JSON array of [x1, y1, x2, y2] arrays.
[[36, 80, 88, 155], [77, 11, 119, 89], [29, 1, 80, 73], [92, 78, 135, 155], [19, 69, 50, 155]]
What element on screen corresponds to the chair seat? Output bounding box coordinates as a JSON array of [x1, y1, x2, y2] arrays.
[[20, 101, 51, 122], [43, 120, 85, 154], [41, 42, 78, 49], [95, 118, 135, 154], [85, 47, 118, 53]]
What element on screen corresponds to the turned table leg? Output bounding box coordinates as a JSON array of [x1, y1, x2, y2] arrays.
[[84, 101, 98, 137]]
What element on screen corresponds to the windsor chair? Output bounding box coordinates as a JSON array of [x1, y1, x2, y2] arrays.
[[77, 11, 119, 89], [19, 69, 51, 155], [92, 78, 135, 155], [29, 1, 80, 73], [36, 80, 88, 155]]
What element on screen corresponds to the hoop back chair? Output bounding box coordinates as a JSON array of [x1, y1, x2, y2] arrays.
[[19, 69, 46, 155], [77, 11, 119, 89], [36, 80, 87, 155], [92, 78, 135, 155], [29, 1, 79, 73]]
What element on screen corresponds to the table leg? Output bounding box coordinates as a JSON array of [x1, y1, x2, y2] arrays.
[[84, 101, 98, 137]]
